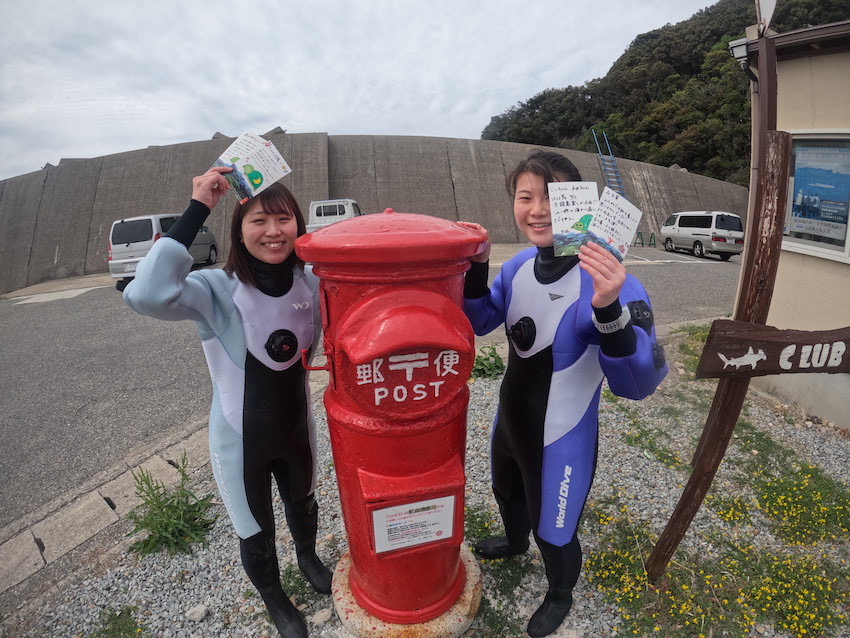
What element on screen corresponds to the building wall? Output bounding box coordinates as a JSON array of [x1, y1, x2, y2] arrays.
[[752, 49, 850, 427], [0, 134, 748, 296]]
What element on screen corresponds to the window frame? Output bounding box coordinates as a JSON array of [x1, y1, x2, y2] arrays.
[[781, 130, 850, 264]]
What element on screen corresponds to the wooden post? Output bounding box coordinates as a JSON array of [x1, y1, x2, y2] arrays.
[[645, 129, 791, 583]]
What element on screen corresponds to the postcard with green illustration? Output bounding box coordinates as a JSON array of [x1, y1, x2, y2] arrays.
[[550, 183, 643, 261], [549, 182, 598, 257], [214, 133, 292, 203]]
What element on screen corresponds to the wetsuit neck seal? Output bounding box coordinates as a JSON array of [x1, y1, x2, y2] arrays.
[[534, 246, 578, 284], [248, 253, 295, 297]]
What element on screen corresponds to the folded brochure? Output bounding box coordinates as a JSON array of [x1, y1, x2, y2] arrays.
[[214, 133, 292, 202], [549, 183, 642, 261]]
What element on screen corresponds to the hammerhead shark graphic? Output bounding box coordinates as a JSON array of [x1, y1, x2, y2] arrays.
[[717, 346, 767, 370]]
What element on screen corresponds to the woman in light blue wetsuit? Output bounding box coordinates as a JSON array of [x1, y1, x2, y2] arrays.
[[125, 167, 330, 638], [459, 151, 668, 637]]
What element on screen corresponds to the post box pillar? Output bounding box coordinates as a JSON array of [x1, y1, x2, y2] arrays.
[[295, 210, 486, 634]]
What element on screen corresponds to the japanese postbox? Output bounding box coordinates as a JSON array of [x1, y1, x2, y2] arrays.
[[295, 210, 486, 624]]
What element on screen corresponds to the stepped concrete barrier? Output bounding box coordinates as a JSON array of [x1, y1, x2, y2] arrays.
[[0, 133, 748, 295]]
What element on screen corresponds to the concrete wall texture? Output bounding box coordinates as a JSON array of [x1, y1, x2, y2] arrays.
[[0, 133, 748, 295]]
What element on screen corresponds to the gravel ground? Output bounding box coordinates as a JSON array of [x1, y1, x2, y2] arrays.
[[3, 333, 849, 638]]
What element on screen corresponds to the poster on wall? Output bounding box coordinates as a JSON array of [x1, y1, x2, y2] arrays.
[[789, 146, 850, 244]]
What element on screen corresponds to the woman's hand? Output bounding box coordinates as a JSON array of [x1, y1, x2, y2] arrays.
[[578, 241, 626, 308], [191, 166, 232, 209], [456, 221, 491, 263]]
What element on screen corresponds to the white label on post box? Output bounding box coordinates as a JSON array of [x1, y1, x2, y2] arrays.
[[372, 495, 455, 554]]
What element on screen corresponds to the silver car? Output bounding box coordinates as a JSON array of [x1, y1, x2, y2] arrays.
[[108, 214, 218, 289], [660, 211, 744, 260]]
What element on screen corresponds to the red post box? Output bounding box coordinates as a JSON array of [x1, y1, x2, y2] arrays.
[[295, 210, 485, 625]]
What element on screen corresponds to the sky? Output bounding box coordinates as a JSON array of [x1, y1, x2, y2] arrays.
[[0, 0, 715, 182]]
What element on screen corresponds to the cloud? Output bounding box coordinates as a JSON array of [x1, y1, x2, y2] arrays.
[[0, 0, 714, 181]]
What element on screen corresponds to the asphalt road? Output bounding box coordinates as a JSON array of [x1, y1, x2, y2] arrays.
[[0, 246, 741, 534]]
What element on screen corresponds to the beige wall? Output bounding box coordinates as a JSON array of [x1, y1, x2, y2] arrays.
[[777, 52, 850, 130], [751, 49, 850, 427]]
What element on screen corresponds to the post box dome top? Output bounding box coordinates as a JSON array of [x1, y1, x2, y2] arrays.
[[295, 209, 488, 264]]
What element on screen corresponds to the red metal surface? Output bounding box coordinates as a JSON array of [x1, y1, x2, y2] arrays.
[[295, 211, 485, 623]]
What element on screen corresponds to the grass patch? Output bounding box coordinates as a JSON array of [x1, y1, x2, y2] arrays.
[[128, 452, 217, 555], [279, 563, 324, 607], [583, 507, 849, 637], [621, 419, 686, 470], [672, 323, 711, 376], [92, 606, 147, 637], [471, 344, 506, 379]]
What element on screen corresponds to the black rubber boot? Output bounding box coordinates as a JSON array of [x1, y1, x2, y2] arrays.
[[240, 533, 307, 638], [526, 533, 582, 637], [285, 495, 333, 594], [473, 494, 531, 559]]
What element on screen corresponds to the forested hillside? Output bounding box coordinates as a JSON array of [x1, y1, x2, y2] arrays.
[[481, 0, 850, 185]]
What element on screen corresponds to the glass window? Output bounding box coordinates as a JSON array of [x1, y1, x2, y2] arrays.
[[785, 139, 850, 253], [159, 216, 177, 233], [716, 214, 743, 231], [111, 219, 153, 244], [663, 215, 676, 227], [693, 217, 712, 229]]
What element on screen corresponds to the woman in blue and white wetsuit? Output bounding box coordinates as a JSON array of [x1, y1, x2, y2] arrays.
[[459, 151, 668, 638], [125, 167, 330, 638]]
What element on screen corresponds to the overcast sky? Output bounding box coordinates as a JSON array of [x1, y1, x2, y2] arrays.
[[0, 0, 714, 182]]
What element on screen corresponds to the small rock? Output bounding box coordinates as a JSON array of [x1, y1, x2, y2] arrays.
[[751, 450, 759, 455], [805, 420, 813, 428], [245, 605, 255, 613], [185, 604, 208, 622], [311, 608, 333, 624], [324, 533, 335, 543]]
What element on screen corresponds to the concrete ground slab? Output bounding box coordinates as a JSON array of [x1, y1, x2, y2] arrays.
[[98, 470, 143, 518], [31, 491, 118, 564], [163, 427, 209, 471], [332, 545, 481, 637], [137, 455, 182, 489], [0, 531, 45, 595]]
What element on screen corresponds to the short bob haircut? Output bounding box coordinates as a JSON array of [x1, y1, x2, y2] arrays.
[[506, 149, 583, 197], [224, 181, 307, 286]]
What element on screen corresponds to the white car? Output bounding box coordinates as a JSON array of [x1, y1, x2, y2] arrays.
[[660, 211, 744, 260], [108, 214, 218, 289]]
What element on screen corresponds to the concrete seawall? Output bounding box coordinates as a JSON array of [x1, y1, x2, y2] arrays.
[[0, 133, 748, 295]]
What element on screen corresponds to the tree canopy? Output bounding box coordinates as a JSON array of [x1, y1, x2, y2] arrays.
[[481, 0, 850, 185]]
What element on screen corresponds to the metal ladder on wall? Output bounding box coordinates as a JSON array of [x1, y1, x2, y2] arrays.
[[592, 129, 627, 199]]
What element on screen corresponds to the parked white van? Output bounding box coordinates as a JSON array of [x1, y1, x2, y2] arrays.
[[306, 199, 362, 233], [660, 211, 744, 260], [108, 214, 218, 289]]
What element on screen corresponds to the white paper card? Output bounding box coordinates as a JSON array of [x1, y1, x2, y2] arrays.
[[550, 183, 643, 261], [589, 188, 643, 260], [214, 133, 292, 202], [372, 495, 455, 553], [549, 182, 598, 257]]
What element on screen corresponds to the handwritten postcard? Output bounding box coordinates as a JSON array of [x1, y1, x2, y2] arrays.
[[550, 183, 643, 261], [214, 133, 291, 203]]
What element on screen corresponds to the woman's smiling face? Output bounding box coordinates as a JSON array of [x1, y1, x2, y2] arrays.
[[239, 200, 299, 264], [513, 171, 554, 247]]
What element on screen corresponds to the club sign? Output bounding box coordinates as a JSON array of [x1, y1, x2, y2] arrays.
[[696, 320, 850, 379]]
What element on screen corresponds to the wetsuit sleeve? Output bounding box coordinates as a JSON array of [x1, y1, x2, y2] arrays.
[[165, 199, 210, 248], [123, 234, 220, 328], [597, 275, 668, 400], [463, 250, 531, 336], [463, 261, 490, 299], [593, 298, 637, 357], [463, 265, 508, 336]]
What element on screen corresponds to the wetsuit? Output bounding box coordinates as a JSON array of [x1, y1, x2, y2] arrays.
[[124, 200, 329, 637], [464, 246, 667, 616]]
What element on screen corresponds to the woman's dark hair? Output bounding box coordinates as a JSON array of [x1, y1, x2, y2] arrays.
[[506, 149, 582, 196], [224, 181, 307, 286]]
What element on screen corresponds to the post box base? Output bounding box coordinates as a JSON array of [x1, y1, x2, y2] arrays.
[[332, 545, 482, 638]]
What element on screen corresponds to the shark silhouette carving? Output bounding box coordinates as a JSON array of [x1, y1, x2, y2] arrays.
[[717, 347, 767, 370]]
